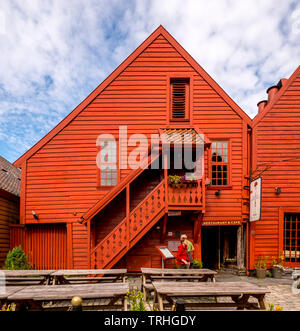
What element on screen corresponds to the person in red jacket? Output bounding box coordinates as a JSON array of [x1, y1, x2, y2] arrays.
[[176, 235, 190, 269]]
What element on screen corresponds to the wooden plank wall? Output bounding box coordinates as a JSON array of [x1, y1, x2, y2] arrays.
[[0, 192, 19, 266], [252, 73, 300, 268], [115, 215, 194, 272], [10, 223, 68, 269], [21, 34, 248, 269]]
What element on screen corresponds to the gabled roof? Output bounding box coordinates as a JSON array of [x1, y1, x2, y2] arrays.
[[14, 25, 252, 167], [253, 65, 300, 127], [0, 155, 21, 197]]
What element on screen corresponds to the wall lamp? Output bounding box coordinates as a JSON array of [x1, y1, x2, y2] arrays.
[[32, 211, 39, 220], [77, 217, 85, 225], [215, 189, 222, 196], [275, 187, 281, 195]]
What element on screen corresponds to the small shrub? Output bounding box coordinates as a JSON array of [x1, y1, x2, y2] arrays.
[[126, 290, 147, 311], [1, 303, 16, 311], [268, 303, 283, 311], [193, 260, 203, 269], [255, 255, 268, 269], [4, 246, 30, 270]]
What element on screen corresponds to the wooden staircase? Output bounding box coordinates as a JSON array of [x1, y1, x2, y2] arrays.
[[90, 180, 165, 269]]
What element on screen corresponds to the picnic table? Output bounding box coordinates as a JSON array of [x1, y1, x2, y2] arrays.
[[0, 286, 25, 302], [1, 270, 56, 286], [5, 283, 129, 311], [141, 268, 217, 300], [51, 269, 127, 285], [152, 281, 270, 311]]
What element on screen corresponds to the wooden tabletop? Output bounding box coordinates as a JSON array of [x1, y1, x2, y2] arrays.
[[0, 286, 25, 300], [51, 269, 127, 276], [7, 283, 130, 301], [1, 270, 56, 277], [152, 281, 270, 296], [141, 268, 217, 275]]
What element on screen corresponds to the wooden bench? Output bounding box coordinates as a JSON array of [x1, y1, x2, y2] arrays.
[[141, 268, 217, 301], [6, 283, 130, 311], [0, 286, 25, 305], [51, 269, 127, 285], [1, 270, 56, 286], [152, 281, 270, 311]]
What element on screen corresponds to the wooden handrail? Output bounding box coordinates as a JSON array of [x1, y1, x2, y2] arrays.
[[91, 180, 165, 256], [91, 180, 165, 268]]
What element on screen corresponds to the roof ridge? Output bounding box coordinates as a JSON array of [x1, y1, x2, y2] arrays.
[[14, 25, 251, 167]]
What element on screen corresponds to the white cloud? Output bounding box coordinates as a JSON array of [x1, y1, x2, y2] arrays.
[[0, 0, 299, 162]]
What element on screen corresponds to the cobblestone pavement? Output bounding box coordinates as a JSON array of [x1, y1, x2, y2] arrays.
[[127, 271, 300, 311]]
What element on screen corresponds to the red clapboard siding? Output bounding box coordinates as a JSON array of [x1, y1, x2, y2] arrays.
[[251, 67, 300, 269], [10, 223, 67, 269], [14, 26, 251, 269]]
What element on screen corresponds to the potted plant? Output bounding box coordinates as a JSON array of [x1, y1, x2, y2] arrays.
[[193, 260, 203, 269], [271, 254, 284, 279], [168, 175, 183, 188], [255, 255, 268, 279]]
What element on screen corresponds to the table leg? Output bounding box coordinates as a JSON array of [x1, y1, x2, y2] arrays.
[[231, 294, 250, 310], [158, 293, 164, 311], [123, 296, 128, 311], [142, 275, 147, 301], [257, 295, 267, 310], [152, 290, 158, 310]]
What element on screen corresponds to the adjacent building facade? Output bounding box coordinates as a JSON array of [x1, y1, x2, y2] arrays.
[[250, 66, 300, 269], [0, 156, 20, 266]]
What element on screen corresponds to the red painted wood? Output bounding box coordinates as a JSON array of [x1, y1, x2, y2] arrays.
[[10, 223, 68, 269], [91, 180, 165, 269], [251, 66, 300, 269], [13, 26, 251, 270]]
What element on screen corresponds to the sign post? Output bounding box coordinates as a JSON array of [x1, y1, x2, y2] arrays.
[[250, 177, 262, 222], [155, 246, 175, 268]]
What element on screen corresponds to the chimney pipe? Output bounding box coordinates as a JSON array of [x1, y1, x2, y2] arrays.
[[280, 78, 288, 87], [267, 85, 279, 103], [257, 100, 268, 113]]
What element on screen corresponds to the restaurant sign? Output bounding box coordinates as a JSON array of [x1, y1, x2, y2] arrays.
[[250, 177, 262, 222]]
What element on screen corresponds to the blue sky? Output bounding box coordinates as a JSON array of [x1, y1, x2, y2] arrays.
[[0, 0, 299, 163]]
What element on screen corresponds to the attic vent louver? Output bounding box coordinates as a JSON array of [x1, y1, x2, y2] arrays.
[[171, 78, 189, 121]]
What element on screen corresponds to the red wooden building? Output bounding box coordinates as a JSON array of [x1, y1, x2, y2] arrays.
[[12, 26, 258, 272], [250, 66, 300, 269], [0, 156, 20, 266]]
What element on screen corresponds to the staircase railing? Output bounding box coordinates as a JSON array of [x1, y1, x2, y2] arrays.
[[91, 180, 165, 269], [82, 152, 161, 224], [168, 179, 203, 208]]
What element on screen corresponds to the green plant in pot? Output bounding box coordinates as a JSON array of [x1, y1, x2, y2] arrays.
[[168, 175, 183, 188], [271, 254, 284, 279], [255, 255, 268, 279], [193, 260, 203, 269]]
